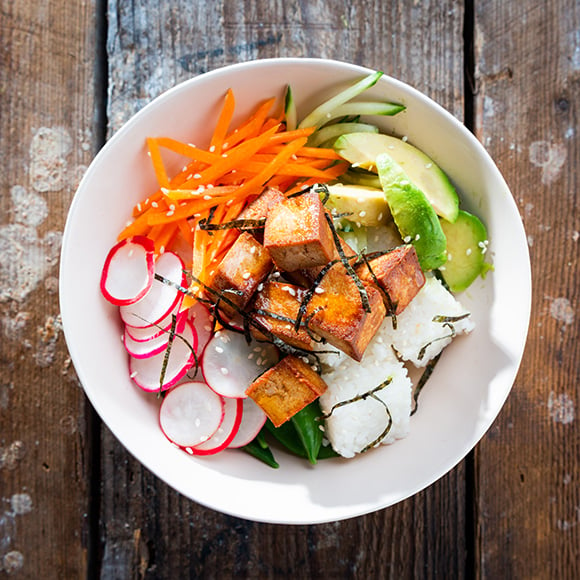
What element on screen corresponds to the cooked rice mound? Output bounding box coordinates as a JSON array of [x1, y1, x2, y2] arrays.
[[319, 274, 474, 458]]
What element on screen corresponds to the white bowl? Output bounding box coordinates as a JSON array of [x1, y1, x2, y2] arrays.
[[60, 58, 531, 524]]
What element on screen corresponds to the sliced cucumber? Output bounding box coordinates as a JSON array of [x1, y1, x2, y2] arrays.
[[439, 210, 491, 292], [376, 153, 447, 271], [307, 122, 378, 148], [298, 71, 384, 129], [334, 132, 459, 223], [284, 85, 297, 131]]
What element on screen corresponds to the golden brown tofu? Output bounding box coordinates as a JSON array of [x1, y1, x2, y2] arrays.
[[301, 234, 358, 283], [251, 281, 317, 351], [263, 190, 335, 271], [211, 232, 273, 315], [245, 355, 327, 427], [238, 186, 285, 221], [306, 262, 386, 361], [356, 245, 425, 314]]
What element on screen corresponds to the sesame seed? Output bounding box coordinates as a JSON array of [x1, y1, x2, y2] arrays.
[[248, 353, 254, 360], [402, 135, 408, 142], [222, 153, 228, 158], [220, 367, 229, 375], [166, 210, 174, 217], [249, 246, 256, 254], [159, 245, 165, 254], [203, 195, 211, 200], [222, 142, 229, 149], [378, 213, 383, 221], [215, 346, 224, 353], [169, 204, 175, 211], [253, 346, 261, 352], [209, 145, 215, 152], [242, 272, 251, 280], [159, 187, 167, 195], [415, 233, 421, 241], [130, 371, 138, 378], [193, 173, 201, 179], [256, 357, 263, 366], [403, 235, 412, 243], [137, 203, 142, 212], [314, 287, 325, 294], [425, 162, 432, 169], [185, 447, 194, 454], [359, 211, 366, 217], [466, 248, 472, 256], [151, 201, 159, 208]]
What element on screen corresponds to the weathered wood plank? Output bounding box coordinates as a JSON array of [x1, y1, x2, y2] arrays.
[[474, 1, 579, 578], [99, 1, 468, 578], [0, 0, 99, 576]]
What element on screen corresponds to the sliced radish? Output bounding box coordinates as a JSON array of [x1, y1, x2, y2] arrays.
[[123, 311, 190, 359], [189, 301, 214, 355], [159, 381, 224, 448], [129, 318, 196, 392], [120, 251, 186, 328], [100, 236, 155, 306], [124, 300, 183, 342], [189, 397, 243, 455], [202, 330, 279, 398], [228, 397, 267, 448]]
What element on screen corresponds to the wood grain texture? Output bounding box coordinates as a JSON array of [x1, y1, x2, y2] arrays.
[[99, 1, 467, 578], [474, 1, 579, 578], [0, 0, 98, 576]]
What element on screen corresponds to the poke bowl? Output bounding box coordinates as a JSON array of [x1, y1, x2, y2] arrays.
[[59, 58, 531, 524]]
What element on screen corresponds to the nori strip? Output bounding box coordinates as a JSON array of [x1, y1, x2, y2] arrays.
[[432, 313, 471, 324], [358, 252, 398, 329], [411, 353, 442, 416], [417, 323, 456, 361], [158, 314, 178, 396], [198, 217, 266, 231], [324, 212, 371, 313]]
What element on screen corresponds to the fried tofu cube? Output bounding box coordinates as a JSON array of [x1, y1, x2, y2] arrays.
[[307, 263, 386, 361], [301, 234, 358, 283], [239, 187, 285, 221], [356, 245, 425, 314], [263, 190, 335, 271], [211, 232, 273, 315], [246, 355, 327, 427], [251, 281, 317, 351]]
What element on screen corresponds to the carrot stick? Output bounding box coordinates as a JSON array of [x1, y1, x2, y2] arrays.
[[210, 89, 236, 152], [265, 127, 315, 145], [260, 145, 343, 160], [146, 137, 170, 189], [223, 97, 276, 149], [155, 137, 217, 165]]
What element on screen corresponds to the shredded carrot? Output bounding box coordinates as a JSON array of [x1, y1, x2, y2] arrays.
[[210, 89, 236, 152], [119, 88, 351, 301]]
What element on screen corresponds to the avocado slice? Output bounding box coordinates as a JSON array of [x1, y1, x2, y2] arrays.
[[324, 183, 390, 227], [334, 132, 459, 223], [439, 210, 491, 292], [376, 153, 447, 271]]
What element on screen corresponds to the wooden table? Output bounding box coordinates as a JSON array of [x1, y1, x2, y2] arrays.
[[1, 1, 578, 577]]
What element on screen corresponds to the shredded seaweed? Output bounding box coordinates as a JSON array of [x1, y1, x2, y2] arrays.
[[158, 314, 178, 397], [293, 258, 341, 332], [324, 212, 371, 313], [417, 322, 456, 361], [432, 313, 470, 324], [411, 353, 442, 416], [322, 378, 393, 453], [198, 217, 266, 231], [359, 252, 398, 329]]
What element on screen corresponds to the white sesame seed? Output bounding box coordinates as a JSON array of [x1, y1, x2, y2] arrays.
[[151, 201, 159, 208], [415, 233, 421, 241], [403, 235, 412, 243], [425, 162, 433, 169], [256, 357, 263, 366], [402, 135, 408, 142], [359, 211, 366, 218], [220, 367, 229, 375], [215, 346, 224, 353], [203, 195, 212, 200], [222, 142, 229, 149], [193, 173, 201, 179], [466, 248, 472, 256], [169, 204, 175, 211], [314, 287, 325, 294], [130, 371, 138, 378], [242, 272, 251, 280], [209, 145, 216, 152], [248, 353, 254, 360], [161, 187, 169, 194], [378, 213, 383, 221], [257, 283, 264, 292], [166, 210, 174, 217]]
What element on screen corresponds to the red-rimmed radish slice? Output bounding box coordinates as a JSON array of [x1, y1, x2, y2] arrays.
[[189, 397, 243, 455], [129, 318, 196, 392], [189, 301, 214, 355], [100, 236, 155, 306], [123, 311, 190, 359], [124, 300, 182, 342], [202, 330, 279, 398], [120, 251, 186, 328], [228, 397, 267, 448], [159, 381, 224, 448]]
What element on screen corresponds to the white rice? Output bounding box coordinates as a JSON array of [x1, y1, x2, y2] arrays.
[[318, 274, 474, 458], [387, 275, 474, 367]]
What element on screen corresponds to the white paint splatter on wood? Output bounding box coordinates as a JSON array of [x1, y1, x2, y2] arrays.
[[1, 550, 24, 574], [9, 494, 32, 516], [0, 442, 26, 471], [549, 297, 574, 326], [548, 391, 575, 425], [29, 127, 73, 193], [528, 141, 567, 185]]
